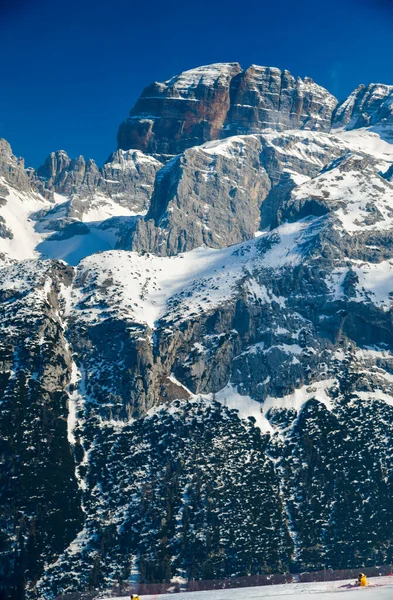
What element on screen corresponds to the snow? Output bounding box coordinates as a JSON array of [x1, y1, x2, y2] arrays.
[[336, 128, 393, 164], [0, 178, 147, 265], [164, 63, 240, 94], [5, 80, 393, 598], [209, 378, 336, 435], [79, 198, 145, 223], [59, 282, 74, 318], [107, 577, 393, 600], [262, 130, 347, 169], [355, 346, 391, 360], [73, 217, 320, 328], [326, 268, 348, 301], [66, 361, 80, 446], [53, 192, 69, 204], [37, 223, 120, 265], [292, 153, 393, 235], [214, 384, 273, 432], [1, 126, 392, 270], [202, 136, 255, 158], [327, 261, 393, 311], [263, 127, 393, 181], [353, 261, 393, 309], [355, 390, 393, 406], [107, 149, 161, 169], [284, 170, 311, 186], [0, 178, 49, 260], [261, 219, 321, 268], [168, 374, 192, 394], [74, 245, 243, 327], [263, 379, 337, 415]]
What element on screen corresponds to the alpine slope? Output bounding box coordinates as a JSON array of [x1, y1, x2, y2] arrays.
[[113, 577, 393, 600]]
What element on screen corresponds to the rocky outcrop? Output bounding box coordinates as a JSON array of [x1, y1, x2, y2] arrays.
[[126, 136, 271, 255], [30, 200, 393, 593], [117, 63, 243, 156], [333, 83, 393, 130], [0, 138, 33, 192], [0, 261, 83, 597], [35, 148, 162, 217], [0, 139, 164, 266], [99, 149, 162, 211], [36, 151, 100, 198], [125, 131, 347, 255], [282, 152, 393, 221], [226, 65, 337, 136], [118, 63, 338, 156], [36, 149, 72, 189]]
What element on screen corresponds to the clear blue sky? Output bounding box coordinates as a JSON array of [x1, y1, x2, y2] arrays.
[[1, 0, 392, 168]]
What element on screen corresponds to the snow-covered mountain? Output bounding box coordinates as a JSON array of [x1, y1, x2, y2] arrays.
[[2, 63, 393, 599]]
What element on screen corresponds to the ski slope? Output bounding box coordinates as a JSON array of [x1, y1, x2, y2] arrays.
[[108, 577, 393, 600]]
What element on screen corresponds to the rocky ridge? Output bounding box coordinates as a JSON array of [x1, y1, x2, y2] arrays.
[[332, 83, 393, 132], [35, 148, 162, 213]]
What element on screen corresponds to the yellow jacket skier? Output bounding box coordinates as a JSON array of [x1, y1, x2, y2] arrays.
[[131, 595, 140, 600], [358, 573, 368, 587]]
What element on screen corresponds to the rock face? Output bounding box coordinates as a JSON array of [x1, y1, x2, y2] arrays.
[[126, 136, 271, 255], [0, 261, 83, 597], [99, 149, 162, 211], [0, 141, 163, 266], [35, 148, 162, 213], [226, 65, 337, 135], [32, 148, 163, 257], [0, 138, 33, 192], [118, 63, 338, 156], [2, 63, 393, 600], [36, 151, 101, 197], [333, 83, 393, 130], [125, 131, 347, 255], [118, 63, 242, 156]]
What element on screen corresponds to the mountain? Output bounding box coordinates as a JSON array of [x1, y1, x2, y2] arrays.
[[117, 63, 338, 156], [332, 83, 393, 132], [1, 63, 393, 599]]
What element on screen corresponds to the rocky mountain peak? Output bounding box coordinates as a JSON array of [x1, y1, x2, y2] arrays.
[[225, 65, 337, 138], [0, 138, 13, 159], [159, 62, 242, 94], [0, 138, 32, 192], [35, 151, 100, 197], [333, 82, 393, 130], [36, 149, 71, 181], [117, 63, 338, 156]]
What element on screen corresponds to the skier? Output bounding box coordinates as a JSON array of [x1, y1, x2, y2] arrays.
[[130, 595, 140, 600], [357, 572, 368, 587]]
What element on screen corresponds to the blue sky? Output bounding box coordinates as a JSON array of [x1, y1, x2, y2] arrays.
[[1, 0, 392, 167]]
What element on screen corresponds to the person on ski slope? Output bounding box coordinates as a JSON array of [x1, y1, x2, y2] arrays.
[[130, 595, 140, 600], [357, 572, 368, 587]]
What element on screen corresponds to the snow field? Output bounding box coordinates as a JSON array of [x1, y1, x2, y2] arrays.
[[107, 576, 393, 600], [213, 380, 336, 433], [0, 178, 56, 260], [73, 218, 314, 328]]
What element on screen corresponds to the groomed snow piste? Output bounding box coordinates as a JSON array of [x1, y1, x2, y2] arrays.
[[107, 577, 393, 600]]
